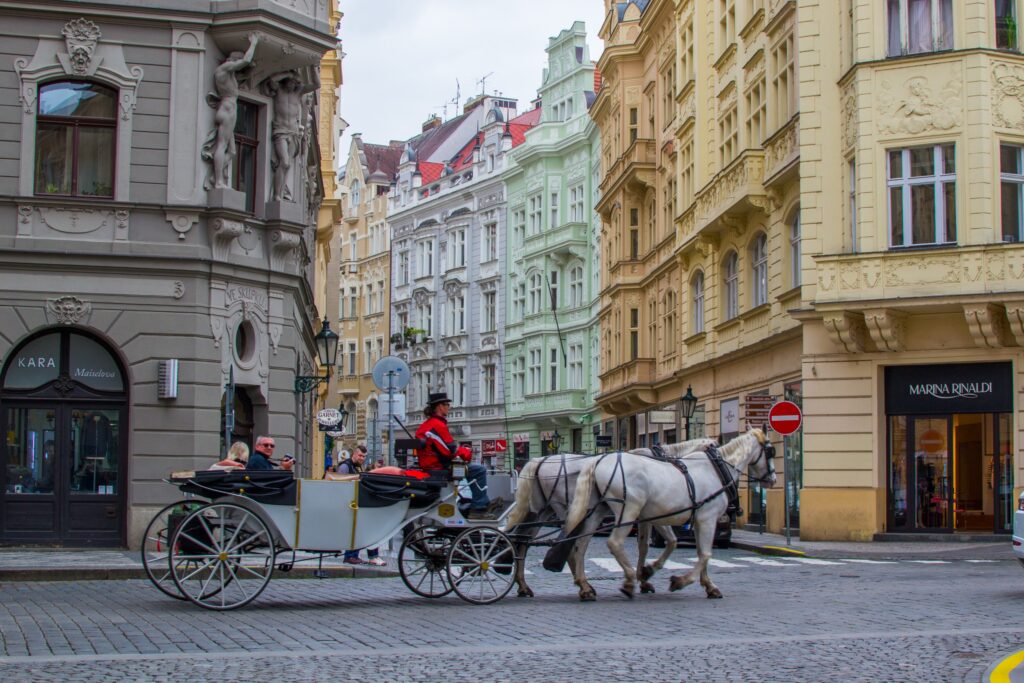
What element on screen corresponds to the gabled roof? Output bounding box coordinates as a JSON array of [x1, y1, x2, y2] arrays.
[[362, 142, 403, 180]]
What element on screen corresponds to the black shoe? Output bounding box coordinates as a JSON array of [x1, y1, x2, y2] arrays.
[[466, 509, 499, 521]]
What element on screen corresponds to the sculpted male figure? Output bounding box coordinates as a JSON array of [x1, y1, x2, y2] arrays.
[[264, 68, 320, 201], [202, 33, 259, 190]]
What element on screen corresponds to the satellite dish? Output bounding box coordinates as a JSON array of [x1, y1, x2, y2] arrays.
[[372, 355, 411, 392]]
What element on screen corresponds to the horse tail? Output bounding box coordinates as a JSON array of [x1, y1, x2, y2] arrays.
[[564, 457, 598, 535], [505, 459, 541, 530]]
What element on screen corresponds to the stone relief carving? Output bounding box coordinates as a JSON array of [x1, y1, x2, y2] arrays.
[[764, 121, 798, 176], [884, 255, 960, 287], [165, 212, 199, 240], [46, 296, 92, 325], [201, 34, 259, 190], [877, 77, 961, 136], [964, 303, 1011, 349], [211, 218, 245, 261], [1004, 302, 1024, 346], [61, 18, 102, 75], [841, 82, 857, 151], [269, 230, 301, 271], [823, 311, 868, 353], [863, 309, 906, 352], [263, 69, 320, 201], [38, 208, 109, 234], [993, 63, 1024, 129]]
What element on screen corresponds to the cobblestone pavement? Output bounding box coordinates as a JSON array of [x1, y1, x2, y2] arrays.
[[1, 541, 1022, 681]]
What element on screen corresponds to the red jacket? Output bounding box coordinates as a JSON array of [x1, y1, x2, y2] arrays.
[[415, 416, 457, 470]]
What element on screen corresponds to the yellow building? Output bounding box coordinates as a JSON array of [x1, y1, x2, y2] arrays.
[[596, 0, 1022, 540], [336, 136, 401, 462], [311, 2, 344, 477], [594, 0, 802, 531]]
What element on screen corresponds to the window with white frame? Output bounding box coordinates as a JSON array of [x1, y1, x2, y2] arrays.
[[548, 270, 559, 310], [887, 144, 957, 247], [482, 363, 496, 404], [719, 0, 736, 49], [662, 64, 675, 126], [346, 341, 357, 376], [664, 175, 676, 237], [375, 337, 383, 363], [550, 191, 559, 229], [746, 79, 766, 146], [483, 290, 496, 330], [629, 307, 639, 360], [1001, 144, 1024, 241], [681, 137, 694, 207], [483, 222, 498, 261], [568, 344, 584, 389], [996, 0, 1018, 49], [848, 157, 858, 251], [751, 233, 768, 307], [397, 310, 409, 338], [648, 199, 657, 251], [364, 339, 373, 369], [365, 283, 375, 315], [529, 273, 543, 314], [376, 280, 385, 313], [447, 294, 465, 335], [513, 356, 526, 398], [549, 347, 559, 391], [528, 194, 542, 235], [528, 348, 542, 393], [887, 0, 953, 56], [680, 19, 695, 83], [512, 282, 526, 322], [448, 366, 465, 405], [349, 231, 358, 261], [629, 207, 640, 259], [789, 211, 802, 286], [513, 208, 526, 245], [417, 239, 434, 277], [664, 291, 677, 354], [569, 184, 585, 222], [771, 33, 797, 129], [349, 180, 361, 209], [338, 294, 345, 321], [448, 228, 466, 268], [398, 251, 410, 285], [348, 287, 359, 319], [629, 107, 639, 143], [648, 299, 657, 357], [418, 302, 433, 335], [692, 271, 705, 334], [724, 251, 739, 319], [569, 265, 584, 307], [719, 106, 738, 167]]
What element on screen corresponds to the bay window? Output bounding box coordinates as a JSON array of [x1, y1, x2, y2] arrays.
[[887, 0, 953, 56], [1001, 144, 1024, 242], [887, 144, 957, 247], [996, 0, 1018, 50]]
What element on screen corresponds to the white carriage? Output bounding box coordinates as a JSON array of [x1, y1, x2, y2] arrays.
[[141, 463, 518, 610]]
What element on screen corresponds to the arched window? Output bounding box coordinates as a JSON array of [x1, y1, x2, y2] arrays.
[[664, 290, 677, 353], [750, 233, 768, 307], [692, 271, 705, 334], [35, 81, 117, 198], [528, 272, 543, 314], [790, 210, 802, 287], [569, 265, 584, 307], [723, 251, 739, 320]]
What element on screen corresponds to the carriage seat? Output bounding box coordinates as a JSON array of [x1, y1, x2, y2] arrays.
[[323, 472, 360, 481], [357, 471, 446, 509], [170, 469, 297, 506]]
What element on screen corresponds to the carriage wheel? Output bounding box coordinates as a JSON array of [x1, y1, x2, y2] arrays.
[[399, 525, 455, 598], [141, 500, 209, 601], [169, 502, 275, 610], [446, 527, 516, 605]]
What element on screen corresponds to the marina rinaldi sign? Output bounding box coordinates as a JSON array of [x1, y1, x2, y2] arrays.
[[885, 362, 1012, 414]]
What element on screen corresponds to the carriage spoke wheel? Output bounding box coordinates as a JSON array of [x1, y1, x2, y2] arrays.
[[141, 500, 208, 601], [169, 502, 275, 610], [399, 526, 455, 598], [446, 527, 516, 605]]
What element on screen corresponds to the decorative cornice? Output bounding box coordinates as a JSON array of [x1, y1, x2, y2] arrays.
[[211, 218, 244, 261], [963, 303, 1012, 348], [822, 310, 868, 353], [863, 308, 906, 352]]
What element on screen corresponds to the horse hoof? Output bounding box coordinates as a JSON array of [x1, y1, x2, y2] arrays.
[[580, 591, 597, 602], [619, 587, 635, 599], [669, 577, 685, 592], [706, 589, 723, 599], [639, 565, 655, 581], [517, 588, 534, 598], [640, 582, 655, 594]]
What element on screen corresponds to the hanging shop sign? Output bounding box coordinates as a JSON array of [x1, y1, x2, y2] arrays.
[[885, 362, 1012, 415]]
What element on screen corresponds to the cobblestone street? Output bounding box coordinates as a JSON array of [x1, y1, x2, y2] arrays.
[[1, 541, 1022, 681]]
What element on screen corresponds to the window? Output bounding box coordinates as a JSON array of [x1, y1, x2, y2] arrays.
[[661, 64, 675, 125], [548, 270, 559, 310], [693, 271, 705, 334], [529, 349, 542, 393], [724, 252, 739, 320], [377, 280, 385, 314], [483, 291, 496, 330], [744, 0, 764, 19], [648, 199, 657, 251], [1001, 144, 1024, 241], [746, 80, 766, 146], [449, 367, 465, 405], [418, 302, 433, 335], [446, 294, 465, 335], [664, 291, 677, 354], [681, 138, 694, 207], [648, 299, 657, 356], [680, 20, 695, 83], [528, 195, 543, 235], [887, 0, 953, 56], [35, 81, 117, 198], [448, 228, 466, 268], [550, 191, 559, 229], [417, 240, 434, 277], [790, 211, 802, 286], [397, 310, 409, 336], [997, 0, 1018, 49], [570, 184, 585, 221], [719, 107, 738, 167], [483, 222, 498, 261], [719, 0, 736, 49], [887, 144, 957, 247], [513, 208, 526, 245], [482, 364, 496, 404], [529, 273, 543, 314], [629, 107, 639, 143], [549, 347, 559, 391], [513, 356, 526, 398], [513, 282, 526, 322], [364, 339, 373, 369], [233, 100, 259, 212], [348, 287, 358, 319], [664, 176, 676, 234], [568, 344, 584, 389], [629, 307, 639, 360], [569, 265, 584, 307], [398, 251, 410, 285], [350, 179, 361, 208], [848, 158, 858, 252], [629, 207, 640, 259], [365, 284, 374, 315], [346, 342, 357, 376], [375, 337, 384, 363], [751, 233, 768, 307], [771, 33, 797, 128], [348, 231, 358, 261]]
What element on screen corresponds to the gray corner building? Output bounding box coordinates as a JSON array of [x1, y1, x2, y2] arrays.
[[0, 1, 337, 547]]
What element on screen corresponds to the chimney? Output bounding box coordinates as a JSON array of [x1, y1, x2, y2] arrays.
[[422, 115, 442, 132]]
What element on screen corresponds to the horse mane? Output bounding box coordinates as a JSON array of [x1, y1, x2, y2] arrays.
[[718, 429, 765, 466], [657, 439, 716, 457]]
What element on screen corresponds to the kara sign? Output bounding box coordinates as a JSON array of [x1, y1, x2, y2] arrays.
[[885, 362, 1012, 415]]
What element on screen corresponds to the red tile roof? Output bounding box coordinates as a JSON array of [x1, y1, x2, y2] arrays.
[[362, 142, 403, 179], [417, 160, 445, 185]]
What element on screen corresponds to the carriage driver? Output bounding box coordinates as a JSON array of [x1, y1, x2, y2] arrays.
[[415, 392, 503, 520]]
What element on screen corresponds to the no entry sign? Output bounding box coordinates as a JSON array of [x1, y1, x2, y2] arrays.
[[768, 401, 803, 435]]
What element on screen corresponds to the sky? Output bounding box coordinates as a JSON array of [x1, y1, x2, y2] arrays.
[[338, 0, 606, 149]]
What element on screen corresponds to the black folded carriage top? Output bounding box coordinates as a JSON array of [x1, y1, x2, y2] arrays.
[[357, 471, 445, 509]]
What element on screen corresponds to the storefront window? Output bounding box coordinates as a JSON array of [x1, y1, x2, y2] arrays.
[[889, 416, 909, 529], [998, 413, 1013, 531], [784, 381, 803, 526]]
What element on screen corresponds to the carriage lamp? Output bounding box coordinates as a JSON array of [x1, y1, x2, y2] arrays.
[[681, 385, 698, 441], [294, 318, 339, 393]]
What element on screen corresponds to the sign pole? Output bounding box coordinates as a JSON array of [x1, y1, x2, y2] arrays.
[[387, 370, 395, 467], [784, 434, 791, 546]]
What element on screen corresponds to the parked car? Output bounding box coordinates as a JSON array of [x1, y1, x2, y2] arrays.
[[1013, 492, 1024, 568], [649, 513, 733, 549]]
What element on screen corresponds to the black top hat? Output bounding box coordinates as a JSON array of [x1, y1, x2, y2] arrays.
[[426, 392, 452, 407]]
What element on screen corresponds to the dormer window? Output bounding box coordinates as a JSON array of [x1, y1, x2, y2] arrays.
[[35, 81, 116, 198]]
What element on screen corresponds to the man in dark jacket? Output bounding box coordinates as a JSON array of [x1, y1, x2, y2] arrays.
[[338, 445, 384, 565], [248, 436, 277, 470]]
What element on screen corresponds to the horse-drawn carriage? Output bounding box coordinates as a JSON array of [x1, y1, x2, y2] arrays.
[[141, 462, 520, 610]]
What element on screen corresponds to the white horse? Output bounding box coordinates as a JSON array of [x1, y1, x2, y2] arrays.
[[505, 438, 716, 599], [559, 429, 776, 600]]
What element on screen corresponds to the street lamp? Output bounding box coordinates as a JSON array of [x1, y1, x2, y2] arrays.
[[551, 430, 563, 453], [681, 385, 698, 441], [294, 318, 339, 393]]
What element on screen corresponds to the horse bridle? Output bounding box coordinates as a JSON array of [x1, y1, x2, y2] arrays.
[[748, 440, 777, 484]]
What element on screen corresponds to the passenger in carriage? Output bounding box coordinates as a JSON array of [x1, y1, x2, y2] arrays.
[[210, 441, 249, 471], [248, 436, 292, 471], [415, 392, 503, 520]]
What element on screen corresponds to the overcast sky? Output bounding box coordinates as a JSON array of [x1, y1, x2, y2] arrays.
[[338, 1, 606, 148]]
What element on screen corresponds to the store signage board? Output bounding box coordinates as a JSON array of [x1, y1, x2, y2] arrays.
[[595, 435, 613, 448], [316, 408, 342, 427], [648, 409, 677, 424], [744, 394, 774, 428], [885, 362, 1012, 414], [768, 401, 802, 435]]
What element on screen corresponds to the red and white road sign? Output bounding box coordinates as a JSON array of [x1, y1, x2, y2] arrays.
[[767, 401, 803, 435]]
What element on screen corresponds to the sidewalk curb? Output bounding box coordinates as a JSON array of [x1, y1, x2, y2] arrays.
[[0, 566, 400, 582], [730, 539, 807, 557]]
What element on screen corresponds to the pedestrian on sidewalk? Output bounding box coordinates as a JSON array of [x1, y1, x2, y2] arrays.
[[338, 445, 385, 566]]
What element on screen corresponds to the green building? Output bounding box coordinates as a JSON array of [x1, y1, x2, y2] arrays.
[[503, 22, 602, 462]]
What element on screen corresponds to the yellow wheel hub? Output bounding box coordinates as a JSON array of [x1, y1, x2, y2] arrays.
[[218, 551, 228, 562], [480, 561, 490, 572]]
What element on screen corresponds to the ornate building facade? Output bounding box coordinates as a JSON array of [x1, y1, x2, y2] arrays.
[[0, 1, 337, 546], [504, 22, 604, 461]]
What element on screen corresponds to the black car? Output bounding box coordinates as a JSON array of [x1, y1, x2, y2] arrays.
[[648, 513, 732, 549]]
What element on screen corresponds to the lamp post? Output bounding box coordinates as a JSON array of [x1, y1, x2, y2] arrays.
[[294, 318, 340, 476], [681, 385, 698, 441], [551, 430, 563, 454]]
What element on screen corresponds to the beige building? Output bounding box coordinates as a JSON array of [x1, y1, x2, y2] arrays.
[[335, 136, 401, 462], [596, 0, 1021, 540]]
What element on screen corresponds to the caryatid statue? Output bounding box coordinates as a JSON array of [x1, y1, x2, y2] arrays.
[[201, 33, 259, 190], [263, 68, 320, 202]]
